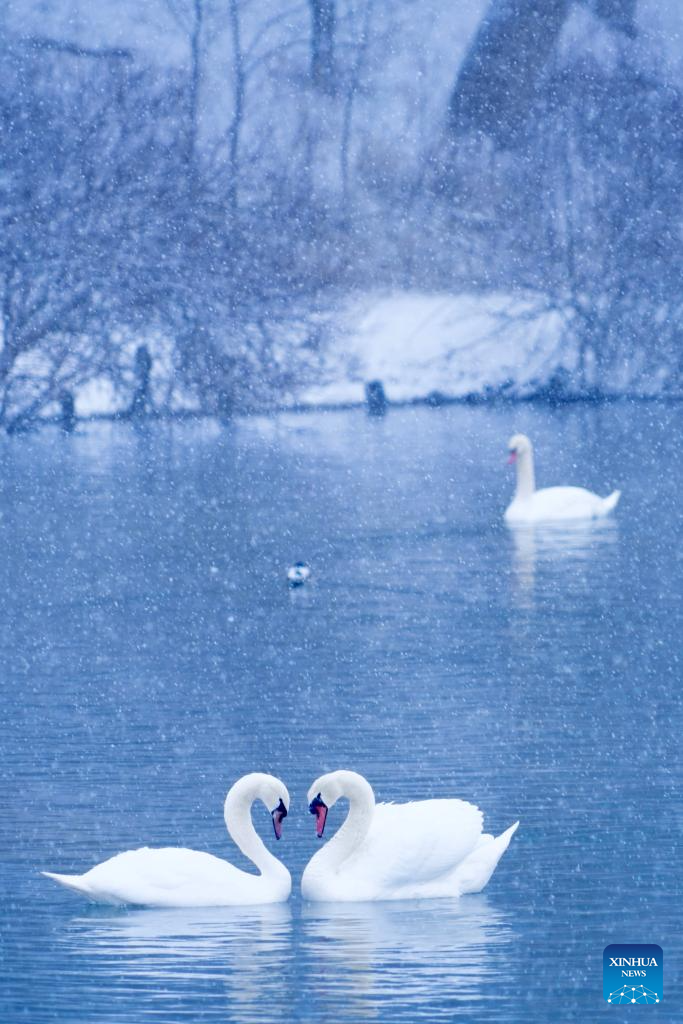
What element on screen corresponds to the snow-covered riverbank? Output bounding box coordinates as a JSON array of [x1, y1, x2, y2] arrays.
[[300, 291, 568, 407], [72, 291, 570, 421]]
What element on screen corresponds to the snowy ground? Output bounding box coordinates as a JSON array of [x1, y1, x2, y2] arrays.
[[70, 290, 570, 419], [300, 291, 569, 407]]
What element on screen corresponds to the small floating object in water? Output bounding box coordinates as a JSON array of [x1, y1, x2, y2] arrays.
[[287, 562, 311, 587]]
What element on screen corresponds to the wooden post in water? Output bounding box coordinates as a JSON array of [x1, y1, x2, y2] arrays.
[[365, 380, 387, 416], [216, 355, 237, 423], [130, 345, 152, 418], [59, 390, 76, 433]]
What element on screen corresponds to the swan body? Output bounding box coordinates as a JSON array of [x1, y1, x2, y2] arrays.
[[505, 433, 620, 523], [287, 562, 311, 586], [301, 771, 518, 903], [42, 773, 291, 907]]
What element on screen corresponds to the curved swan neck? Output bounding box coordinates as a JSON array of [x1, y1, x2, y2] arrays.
[[223, 778, 287, 879], [319, 772, 375, 871], [515, 445, 535, 499]]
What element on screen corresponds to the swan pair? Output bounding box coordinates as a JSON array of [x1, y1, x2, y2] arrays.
[[505, 434, 621, 523], [43, 771, 518, 906]]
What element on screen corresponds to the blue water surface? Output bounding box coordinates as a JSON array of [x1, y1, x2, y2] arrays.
[[1, 403, 680, 1022]]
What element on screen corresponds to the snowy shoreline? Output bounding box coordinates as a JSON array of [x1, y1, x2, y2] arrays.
[[12, 389, 682, 438], [6, 290, 682, 434]]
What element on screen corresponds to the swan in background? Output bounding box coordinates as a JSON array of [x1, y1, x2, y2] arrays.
[[505, 433, 620, 523], [43, 773, 291, 907], [301, 770, 518, 902]]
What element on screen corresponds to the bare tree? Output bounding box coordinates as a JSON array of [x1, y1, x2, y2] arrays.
[[310, 0, 336, 94], [162, 0, 206, 181], [339, 0, 375, 209], [226, 0, 246, 213], [457, 57, 683, 395], [0, 45, 191, 426]]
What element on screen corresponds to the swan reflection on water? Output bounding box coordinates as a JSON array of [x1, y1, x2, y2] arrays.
[[301, 896, 512, 1020], [58, 897, 512, 1022], [61, 903, 293, 1021], [65, 901, 292, 955], [508, 519, 619, 605]]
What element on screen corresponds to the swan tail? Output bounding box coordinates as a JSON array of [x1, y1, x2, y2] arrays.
[[454, 821, 519, 896], [42, 871, 94, 898], [601, 490, 621, 515]]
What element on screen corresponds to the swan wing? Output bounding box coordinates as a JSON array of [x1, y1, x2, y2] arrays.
[[527, 486, 612, 520], [346, 799, 483, 892]]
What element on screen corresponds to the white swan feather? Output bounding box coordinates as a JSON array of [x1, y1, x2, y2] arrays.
[[302, 771, 518, 902], [42, 773, 291, 907]]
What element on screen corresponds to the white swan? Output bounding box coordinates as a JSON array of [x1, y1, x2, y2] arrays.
[[505, 433, 620, 523], [301, 770, 518, 902], [42, 773, 291, 907]]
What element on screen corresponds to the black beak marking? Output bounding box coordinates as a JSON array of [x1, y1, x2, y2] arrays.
[[309, 793, 328, 838], [271, 798, 288, 840]]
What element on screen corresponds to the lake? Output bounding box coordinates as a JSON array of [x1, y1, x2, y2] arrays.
[[1, 402, 680, 1022]]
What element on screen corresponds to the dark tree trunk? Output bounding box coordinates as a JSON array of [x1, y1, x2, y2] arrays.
[[593, 0, 637, 37], [447, 0, 570, 147], [187, 0, 204, 178], [309, 0, 336, 94], [130, 345, 153, 419], [227, 0, 245, 212], [447, 0, 637, 147]]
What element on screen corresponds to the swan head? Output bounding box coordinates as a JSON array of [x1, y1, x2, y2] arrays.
[[227, 773, 290, 841], [271, 797, 288, 840], [307, 770, 373, 839], [309, 792, 328, 838], [507, 433, 531, 464], [258, 776, 290, 841]]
